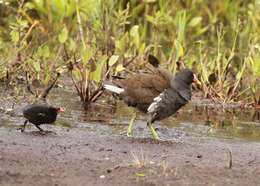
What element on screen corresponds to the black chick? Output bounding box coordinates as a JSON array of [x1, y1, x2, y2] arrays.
[[21, 104, 65, 132]]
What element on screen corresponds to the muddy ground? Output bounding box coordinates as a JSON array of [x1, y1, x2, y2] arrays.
[[0, 88, 260, 186], [1, 121, 260, 186]]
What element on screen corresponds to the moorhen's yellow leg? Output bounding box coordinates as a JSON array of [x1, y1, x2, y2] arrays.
[[147, 120, 160, 140], [127, 111, 137, 137]]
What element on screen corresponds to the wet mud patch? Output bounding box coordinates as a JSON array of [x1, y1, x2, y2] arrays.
[[0, 87, 260, 185], [0, 127, 260, 186]]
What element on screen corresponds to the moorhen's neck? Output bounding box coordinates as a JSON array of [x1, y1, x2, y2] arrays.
[[171, 71, 193, 101]]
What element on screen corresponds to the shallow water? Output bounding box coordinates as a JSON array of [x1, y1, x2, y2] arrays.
[[1, 87, 260, 142]]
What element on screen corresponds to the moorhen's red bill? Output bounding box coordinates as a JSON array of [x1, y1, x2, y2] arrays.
[[104, 56, 200, 139], [21, 104, 65, 132]]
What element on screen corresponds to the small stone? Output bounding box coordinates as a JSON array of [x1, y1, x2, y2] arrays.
[[106, 169, 112, 173], [99, 148, 105, 152], [100, 175, 105, 179], [6, 108, 13, 112]]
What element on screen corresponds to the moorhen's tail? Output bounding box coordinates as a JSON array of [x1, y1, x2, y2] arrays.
[[103, 83, 124, 94], [148, 54, 160, 68]]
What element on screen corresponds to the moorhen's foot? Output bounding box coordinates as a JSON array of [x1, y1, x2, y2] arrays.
[[151, 132, 160, 140], [119, 131, 126, 135], [120, 131, 133, 138], [38, 130, 56, 135], [39, 130, 47, 135], [17, 127, 25, 132], [127, 131, 134, 138], [147, 123, 160, 140]]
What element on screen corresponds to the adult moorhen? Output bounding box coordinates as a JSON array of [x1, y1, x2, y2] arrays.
[[21, 104, 65, 132], [104, 55, 201, 139]]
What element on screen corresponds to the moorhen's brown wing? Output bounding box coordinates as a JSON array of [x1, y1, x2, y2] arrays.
[[114, 68, 172, 112]]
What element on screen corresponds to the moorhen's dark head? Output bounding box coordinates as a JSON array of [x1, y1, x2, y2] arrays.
[[170, 69, 201, 101], [174, 69, 201, 86]]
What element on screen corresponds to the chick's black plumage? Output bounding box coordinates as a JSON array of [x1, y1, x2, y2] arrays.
[[22, 104, 63, 132]]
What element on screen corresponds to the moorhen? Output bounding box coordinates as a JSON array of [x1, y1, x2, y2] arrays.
[[104, 55, 200, 139], [21, 104, 65, 132]]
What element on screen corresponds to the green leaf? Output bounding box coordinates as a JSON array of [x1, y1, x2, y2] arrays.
[[10, 30, 19, 43], [25, 58, 34, 66], [33, 61, 41, 72], [174, 40, 184, 59], [144, 0, 156, 3], [139, 43, 146, 55], [72, 68, 82, 81], [44, 73, 51, 85], [115, 34, 127, 53], [115, 64, 125, 72], [83, 48, 94, 66], [135, 172, 145, 177], [36, 47, 43, 58], [0, 38, 5, 50], [195, 26, 209, 36], [42, 45, 50, 58], [18, 19, 29, 29], [58, 27, 68, 43], [90, 56, 107, 83], [188, 17, 202, 27], [29, 0, 47, 14], [65, 0, 76, 17], [252, 56, 260, 76], [130, 25, 140, 48], [146, 15, 156, 25], [52, 0, 65, 21], [108, 55, 119, 66], [68, 38, 76, 52]]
